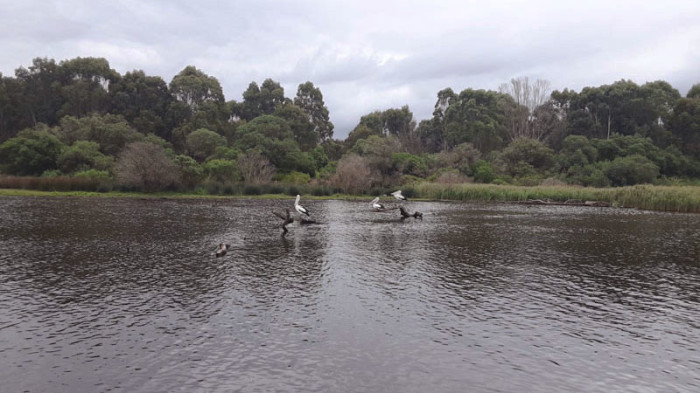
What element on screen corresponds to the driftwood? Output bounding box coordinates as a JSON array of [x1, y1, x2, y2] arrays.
[[399, 206, 423, 219], [272, 209, 318, 235], [516, 199, 610, 207], [372, 205, 423, 219]]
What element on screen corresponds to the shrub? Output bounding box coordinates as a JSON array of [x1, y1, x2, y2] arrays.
[[604, 154, 660, 186], [279, 171, 311, 184], [473, 160, 495, 183]]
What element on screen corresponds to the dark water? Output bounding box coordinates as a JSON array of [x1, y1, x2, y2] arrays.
[[1, 197, 699, 393]]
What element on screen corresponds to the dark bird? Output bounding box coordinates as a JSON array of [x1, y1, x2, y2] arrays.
[[294, 194, 310, 216], [216, 243, 230, 258]]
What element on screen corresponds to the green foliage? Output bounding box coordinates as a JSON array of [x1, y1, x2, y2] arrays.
[[391, 152, 426, 176], [278, 171, 311, 184], [73, 169, 111, 179], [473, 160, 495, 183], [203, 159, 239, 183], [604, 154, 660, 186], [294, 81, 334, 140], [502, 138, 555, 176], [57, 114, 143, 156], [57, 140, 113, 174], [0, 127, 66, 176], [173, 154, 203, 188], [186, 128, 226, 162]]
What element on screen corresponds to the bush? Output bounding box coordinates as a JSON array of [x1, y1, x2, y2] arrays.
[[203, 159, 240, 183], [604, 154, 660, 186], [279, 171, 311, 184], [473, 160, 495, 183]]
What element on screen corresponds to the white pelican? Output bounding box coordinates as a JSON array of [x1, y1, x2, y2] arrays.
[[391, 190, 407, 201], [294, 194, 310, 216], [216, 243, 230, 258], [371, 197, 385, 209]]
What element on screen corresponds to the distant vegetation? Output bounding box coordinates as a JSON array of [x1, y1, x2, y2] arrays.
[[1, 57, 699, 196]]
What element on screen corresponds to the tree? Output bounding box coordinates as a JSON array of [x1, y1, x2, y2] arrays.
[[686, 84, 700, 99], [203, 159, 239, 183], [57, 140, 113, 174], [499, 77, 553, 142], [57, 57, 120, 118], [332, 154, 372, 194], [294, 81, 334, 140], [237, 151, 275, 184], [441, 89, 508, 152], [501, 138, 555, 176], [238, 79, 287, 121], [273, 103, 317, 150], [668, 98, 700, 158], [604, 154, 659, 186], [115, 142, 180, 192], [109, 70, 172, 137], [0, 126, 66, 176], [13, 58, 63, 128], [169, 66, 224, 112], [56, 114, 143, 156], [185, 128, 227, 162]]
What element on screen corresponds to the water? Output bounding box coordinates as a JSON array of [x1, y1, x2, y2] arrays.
[[0, 197, 699, 393]]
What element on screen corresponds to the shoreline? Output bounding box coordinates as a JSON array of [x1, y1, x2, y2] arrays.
[[2, 184, 699, 213]]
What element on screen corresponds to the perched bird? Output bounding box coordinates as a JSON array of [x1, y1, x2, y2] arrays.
[[391, 190, 407, 201], [216, 243, 230, 258], [371, 197, 385, 210], [294, 194, 310, 216]]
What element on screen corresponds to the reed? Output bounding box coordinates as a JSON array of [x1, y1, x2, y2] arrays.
[[413, 183, 700, 213]]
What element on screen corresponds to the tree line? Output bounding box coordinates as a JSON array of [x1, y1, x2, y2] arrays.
[[0, 56, 699, 193]]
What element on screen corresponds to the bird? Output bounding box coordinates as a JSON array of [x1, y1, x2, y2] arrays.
[[391, 190, 407, 201], [371, 197, 385, 210], [294, 194, 310, 216], [216, 243, 230, 258]]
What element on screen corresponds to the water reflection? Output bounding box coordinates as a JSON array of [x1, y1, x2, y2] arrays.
[[0, 197, 699, 392]]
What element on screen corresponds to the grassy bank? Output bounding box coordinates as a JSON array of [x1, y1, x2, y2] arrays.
[[412, 183, 700, 213], [2, 184, 699, 213]]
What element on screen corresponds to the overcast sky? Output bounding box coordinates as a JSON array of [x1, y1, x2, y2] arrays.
[[1, 0, 699, 138]]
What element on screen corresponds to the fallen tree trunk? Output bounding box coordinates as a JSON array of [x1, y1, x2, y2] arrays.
[[515, 199, 610, 207]]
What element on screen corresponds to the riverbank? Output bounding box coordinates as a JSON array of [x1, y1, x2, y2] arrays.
[[1, 184, 699, 213]]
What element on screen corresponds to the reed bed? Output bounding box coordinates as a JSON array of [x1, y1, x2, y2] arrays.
[[413, 183, 700, 213]]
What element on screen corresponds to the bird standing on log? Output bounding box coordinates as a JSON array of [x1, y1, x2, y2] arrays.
[[391, 190, 407, 201], [371, 197, 385, 210], [294, 194, 310, 216]]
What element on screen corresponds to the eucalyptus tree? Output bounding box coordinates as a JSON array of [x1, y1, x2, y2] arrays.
[[294, 81, 334, 140], [238, 79, 287, 121], [13, 58, 63, 129], [57, 57, 120, 118], [109, 70, 172, 137]]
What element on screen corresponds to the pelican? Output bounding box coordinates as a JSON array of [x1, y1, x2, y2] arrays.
[[294, 194, 310, 216], [391, 190, 407, 201], [216, 243, 230, 258], [371, 197, 385, 210]]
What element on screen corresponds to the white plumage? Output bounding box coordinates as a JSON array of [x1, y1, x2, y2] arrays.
[[391, 190, 407, 201], [294, 194, 310, 216], [371, 197, 384, 209]]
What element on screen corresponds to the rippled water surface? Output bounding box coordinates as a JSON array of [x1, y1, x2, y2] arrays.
[[1, 197, 699, 392]]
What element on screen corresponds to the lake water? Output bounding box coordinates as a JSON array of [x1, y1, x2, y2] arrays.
[[1, 197, 699, 393]]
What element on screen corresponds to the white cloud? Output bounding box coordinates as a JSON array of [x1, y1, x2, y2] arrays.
[[1, 0, 699, 138]]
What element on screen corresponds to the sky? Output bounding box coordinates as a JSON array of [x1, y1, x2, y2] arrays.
[[1, 0, 699, 139]]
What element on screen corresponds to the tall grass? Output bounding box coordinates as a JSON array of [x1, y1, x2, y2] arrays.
[[413, 183, 700, 213], [0, 175, 112, 192]]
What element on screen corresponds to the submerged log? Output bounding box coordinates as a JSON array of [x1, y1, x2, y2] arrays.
[[399, 206, 423, 219], [272, 209, 318, 235]]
